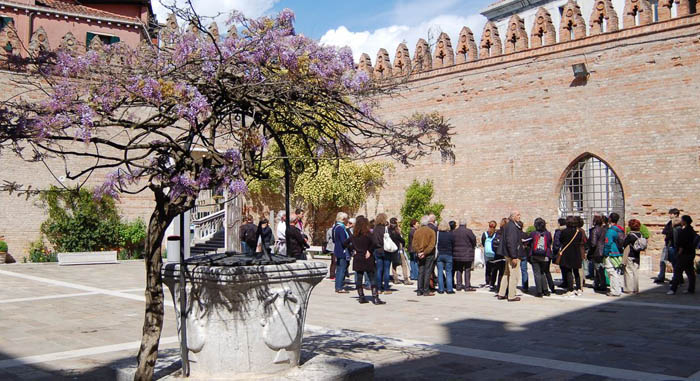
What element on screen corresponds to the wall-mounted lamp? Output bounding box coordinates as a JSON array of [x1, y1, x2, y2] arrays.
[[572, 63, 589, 79]]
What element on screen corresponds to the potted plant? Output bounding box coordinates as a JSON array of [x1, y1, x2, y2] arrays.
[[0, 239, 8, 264]]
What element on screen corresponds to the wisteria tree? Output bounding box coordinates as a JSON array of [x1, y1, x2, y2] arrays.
[[0, 7, 454, 380]]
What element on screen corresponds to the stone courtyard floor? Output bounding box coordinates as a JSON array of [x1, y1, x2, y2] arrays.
[[1, 259, 700, 380]]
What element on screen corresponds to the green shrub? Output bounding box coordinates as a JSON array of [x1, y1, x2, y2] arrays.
[[118, 219, 147, 259], [0, 240, 7, 253], [399, 180, 444, 238], [40, 186, 121, 253], [626, 224, 651, 239], [28, 239, 57, 263]]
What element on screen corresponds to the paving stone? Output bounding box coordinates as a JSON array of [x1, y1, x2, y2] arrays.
[[0, 263, 699, 380]]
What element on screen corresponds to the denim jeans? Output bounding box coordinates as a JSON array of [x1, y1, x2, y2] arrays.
[[335, 257, 349, 291], [241, 242, 252, 255], [520, 259, 529, 289], [436, 255, 454, 293], [409, 252, 419, 280], [658, 246, 676, 280], [375, 250, 392, 291]]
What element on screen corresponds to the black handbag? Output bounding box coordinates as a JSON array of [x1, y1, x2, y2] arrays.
[[391, 249, 402, 266]]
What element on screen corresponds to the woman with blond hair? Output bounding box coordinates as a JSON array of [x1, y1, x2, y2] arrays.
[[372, 213, 392, 293]]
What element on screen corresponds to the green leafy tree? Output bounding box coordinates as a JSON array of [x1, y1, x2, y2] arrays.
[[38, 186, 147, 257], [399, 180, 444, 237], [296, 161, 391, 242], [118, 219, 148, 259], [40, 186, 122, 252]]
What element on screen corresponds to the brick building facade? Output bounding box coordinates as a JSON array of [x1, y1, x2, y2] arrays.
[[358, 0, 700, 271], [0, 0, 698, 269], [0, 0, 156, 260]]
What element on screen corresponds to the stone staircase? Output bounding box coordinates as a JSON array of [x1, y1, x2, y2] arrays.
[[190, 230, 225, 257]]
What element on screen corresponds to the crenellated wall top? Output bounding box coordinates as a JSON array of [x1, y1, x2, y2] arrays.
[[358, 1, 699, 82]]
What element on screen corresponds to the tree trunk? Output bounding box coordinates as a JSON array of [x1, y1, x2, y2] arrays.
[[134, 204, 173, 381]]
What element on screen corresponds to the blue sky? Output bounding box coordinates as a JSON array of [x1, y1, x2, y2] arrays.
[[152, 0, 493, 60]]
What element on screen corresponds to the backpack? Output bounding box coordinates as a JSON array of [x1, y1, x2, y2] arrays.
[[604, 226, 624, 256], [533, 232, 547, 256], [325, 226, 335, 252], [491, 232, 502, 256], [483, 232, 496, 259], [631, 232, 647, 251], [615, 226, 625, 252]]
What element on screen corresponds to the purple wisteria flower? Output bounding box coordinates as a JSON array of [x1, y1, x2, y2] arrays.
[[196, 168, 212, 188], [226, 178, 248, 195]]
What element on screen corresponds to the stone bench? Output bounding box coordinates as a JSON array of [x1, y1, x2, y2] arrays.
[[57, 251, 118, 266], [306, 245, 327, 260]]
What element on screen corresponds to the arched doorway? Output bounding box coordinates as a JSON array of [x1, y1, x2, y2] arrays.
[[559, 154, 624, 229]]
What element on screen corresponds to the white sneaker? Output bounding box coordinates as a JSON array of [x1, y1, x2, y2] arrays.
[[564, 291, 575, 297], [575, 290, 582, 296], [666, 290, 675, 295]]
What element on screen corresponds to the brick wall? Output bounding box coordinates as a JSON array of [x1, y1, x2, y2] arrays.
[[364, 14, 700, 271], [0, 71, 155, 260]]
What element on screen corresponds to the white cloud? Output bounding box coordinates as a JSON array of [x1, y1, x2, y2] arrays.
[[151, 0, 280, 23], [320, 13, 487, 62], [389, 0, 462, 25]]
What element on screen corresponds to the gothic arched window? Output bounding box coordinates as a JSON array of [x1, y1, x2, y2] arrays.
[[559, 155, 624, 228]]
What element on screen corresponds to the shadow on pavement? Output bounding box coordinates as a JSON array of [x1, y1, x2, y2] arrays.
[[370, 281, 700, 380]]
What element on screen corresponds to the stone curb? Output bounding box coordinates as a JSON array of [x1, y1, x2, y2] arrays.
[[112, 345, 374, 381]]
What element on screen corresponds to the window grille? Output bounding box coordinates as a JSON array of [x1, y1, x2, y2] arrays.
[[559, 156, 624, 230]]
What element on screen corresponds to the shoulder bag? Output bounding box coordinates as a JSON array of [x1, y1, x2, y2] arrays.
[[383, 226, 398, 252], [555, 230, 579, 266]]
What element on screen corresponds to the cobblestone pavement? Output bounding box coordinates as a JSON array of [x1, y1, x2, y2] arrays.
[[1, 259, 699, 380]]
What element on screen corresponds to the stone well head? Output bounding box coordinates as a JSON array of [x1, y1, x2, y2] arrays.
[[162, 256, 327, 378]]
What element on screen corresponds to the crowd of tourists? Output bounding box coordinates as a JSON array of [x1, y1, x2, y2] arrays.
[[240, 208, 698, 304]]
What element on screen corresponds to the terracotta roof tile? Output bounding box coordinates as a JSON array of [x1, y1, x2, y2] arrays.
[[26, 0, 141, 24]]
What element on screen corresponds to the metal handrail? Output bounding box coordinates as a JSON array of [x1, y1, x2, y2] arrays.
[[191, 209, 225, 225]]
